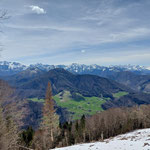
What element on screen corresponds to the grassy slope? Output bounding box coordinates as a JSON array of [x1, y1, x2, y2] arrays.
[[113, 91, 128, 98], [53, 91, 108, 120], [29, 98, 45, 103], [28, 91, 128, 120], [28, 91, 108, 120]]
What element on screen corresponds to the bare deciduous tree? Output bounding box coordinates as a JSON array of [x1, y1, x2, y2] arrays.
[[0, 80, 19, 150], [0, 10, 9, 52]]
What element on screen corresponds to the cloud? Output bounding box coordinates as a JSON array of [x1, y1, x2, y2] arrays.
[[75, 49, 150, 66], [29, 5, 46, 14], [5, 24, 85, 32], [81, 50, 86, 53]]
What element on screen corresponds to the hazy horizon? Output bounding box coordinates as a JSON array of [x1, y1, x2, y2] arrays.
[[1, 60, 150, 69]]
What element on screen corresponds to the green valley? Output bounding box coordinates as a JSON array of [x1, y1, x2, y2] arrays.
[[28, 90, 109, 120], [53, 91, 108, 120]]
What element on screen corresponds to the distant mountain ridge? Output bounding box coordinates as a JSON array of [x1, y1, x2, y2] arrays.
[[1, 61, 150, 94], [5, 68, 150, 123], [0, 61, 150, 76], [2, 63, 150, 125], [108, 71, 150, 93], [6, 68, 133, 99], [0, 61, 27, 76]]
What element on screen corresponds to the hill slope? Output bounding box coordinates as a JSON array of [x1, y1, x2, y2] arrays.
[[4, 68, 135, 121], [6, 68, 150, 109], [6, 68, 133, 99], [53, 128, 150, 150], [108, 71, 150, 93], [4, 68, 150, 123]]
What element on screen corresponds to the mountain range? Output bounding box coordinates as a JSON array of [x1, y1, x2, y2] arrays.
[[3, 67, 150, 125], [1, 61, 150, 94], [1, 61, 150, 126], [1, 61, 150, 76], [6, 68, 133, 98]]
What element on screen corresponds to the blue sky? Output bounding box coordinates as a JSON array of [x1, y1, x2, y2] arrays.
[[0, 0, 150, 66]]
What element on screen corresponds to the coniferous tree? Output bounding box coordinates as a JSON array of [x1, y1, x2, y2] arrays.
[[80, 115, 86, 142], [20, 126, 34, 147], [75, 121, 80, 143], [41, 82, 59, 149]]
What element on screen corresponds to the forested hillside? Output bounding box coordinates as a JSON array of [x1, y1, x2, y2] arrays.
[[2, 68, 150, 126], [1, 79, 150, 149]]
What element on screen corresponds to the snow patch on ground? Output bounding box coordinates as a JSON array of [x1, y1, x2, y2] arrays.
[[53, 128, 150, 150]]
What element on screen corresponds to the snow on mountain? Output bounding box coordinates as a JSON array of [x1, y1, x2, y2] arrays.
[[108, 64, 147, 72], [146, 67, 150, 70], [29, 63, 55, 71], [0, 61, 27, 70], [53, 128, 150, 150], [66, 64, 148, 73], [0, 61, 27, 76], [0, 61, 150, 76]]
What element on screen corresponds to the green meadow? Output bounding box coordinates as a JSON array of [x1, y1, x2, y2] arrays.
[[28, 90, 128, 120], [113, 91, 129, 98], [53, 91, 107, 120], [28, 90, 108, 120]]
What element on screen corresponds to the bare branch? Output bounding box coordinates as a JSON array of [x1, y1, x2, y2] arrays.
[[0, 10, 9, 53], [0, 10, 9, 20]]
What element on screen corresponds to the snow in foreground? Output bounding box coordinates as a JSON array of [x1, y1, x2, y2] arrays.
[[53, 128, 150, 150]]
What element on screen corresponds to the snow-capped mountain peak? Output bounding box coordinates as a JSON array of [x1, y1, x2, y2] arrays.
[[0, 61, 150, 76], [0, 61, 27, 76], [0, 61, 26, 70], [146, 67, 150, 70]]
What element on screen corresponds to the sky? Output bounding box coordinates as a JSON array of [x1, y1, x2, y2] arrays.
[[0, 0, 150, 66]]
